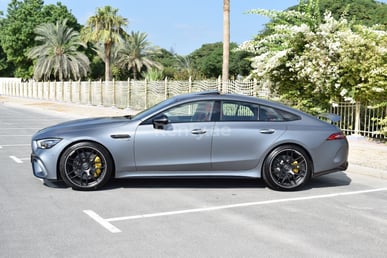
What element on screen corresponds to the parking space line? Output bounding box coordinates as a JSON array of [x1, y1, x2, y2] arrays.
[[0, 144, 30, 149], [0, 135, 31, 137], [85, 188, 387, 233], [106, 188, 387, 222], [10, 156, 23, 163], [0, 128, 39, 130], [83, 210, 122, 233], [9, 156, 29, 163]]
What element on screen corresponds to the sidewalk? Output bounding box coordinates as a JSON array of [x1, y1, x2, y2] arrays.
[[0, 95, 137, 118], [345, 135, 387, 178], [1, 95, 386, 179]]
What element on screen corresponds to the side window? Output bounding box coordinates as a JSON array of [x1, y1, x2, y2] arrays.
[[221, 101, 258, 121], [154, 101, 215, 123], [259, 106, 300, 121]]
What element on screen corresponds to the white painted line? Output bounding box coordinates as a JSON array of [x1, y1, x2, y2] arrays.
[[106, 188, 387, 223], [0, 144, 30, 148], [0, 135, 31, 137], [0, 128, 40, 130], [10, 155, 23, 163], [83, 210, 122, 233], [84, 188, 387, 233]]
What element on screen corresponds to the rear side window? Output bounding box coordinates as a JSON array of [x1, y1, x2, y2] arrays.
[[220, 101, 300, 122], [221, 101, 258, 121], [259, 106, 300, 121]]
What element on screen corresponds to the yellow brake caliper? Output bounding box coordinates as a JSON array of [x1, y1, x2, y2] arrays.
[[93, 156, 102, 178], [291, 160, 300, 174]]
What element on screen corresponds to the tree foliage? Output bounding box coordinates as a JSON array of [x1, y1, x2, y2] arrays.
[[116, 31, 162, 80], [81, 5, 128, 81], [153, 49, 178, 79], [41, 3, 81, 31], [1, 0, 385, 83], [0, 0, 80, 78], [189, 42, 253, 79], [316, 0, 387, 28], [28, 19, 89, 81], [239, 0, 387, 113]]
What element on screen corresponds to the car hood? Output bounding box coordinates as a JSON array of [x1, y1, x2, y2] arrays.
[[33, 116, 133, 138]]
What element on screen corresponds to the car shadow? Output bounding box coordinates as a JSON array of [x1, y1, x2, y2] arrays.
[[103, 172, 352, 191], [40, 172, 352, 191], [105, 177, 267, 190], [304, 172, 352, 189], [43, 179, 68, 189]]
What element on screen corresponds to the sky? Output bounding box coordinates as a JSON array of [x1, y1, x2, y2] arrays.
[[0, 0, 386, 55]]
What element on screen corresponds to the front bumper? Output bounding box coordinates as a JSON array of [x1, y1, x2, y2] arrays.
[[31, 154, 49, 179], [30, 149, 61, 180]]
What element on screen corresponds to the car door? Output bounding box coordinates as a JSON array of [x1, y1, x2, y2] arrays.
[[134, 100, 215, 171], [211, 101, 287, 170]]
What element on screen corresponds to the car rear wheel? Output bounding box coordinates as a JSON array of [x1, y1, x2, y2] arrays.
[[59, 142, 113, 191], [263, 145, 311, 191]]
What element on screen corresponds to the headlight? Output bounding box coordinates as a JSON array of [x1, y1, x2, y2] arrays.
[[36, 138, 62, 149]]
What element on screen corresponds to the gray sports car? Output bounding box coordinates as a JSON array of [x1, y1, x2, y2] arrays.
[[31, 91, 348, 191]]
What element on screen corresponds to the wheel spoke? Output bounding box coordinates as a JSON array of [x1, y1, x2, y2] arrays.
[[64, 147, 107, 188], [268, 148, 309, 189], [80, 172, 88, 186], [60, 143, 112, 190]]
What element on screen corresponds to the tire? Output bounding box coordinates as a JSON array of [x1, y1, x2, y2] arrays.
[[262, 145, 312, 191], [59, 142, 113, 191]]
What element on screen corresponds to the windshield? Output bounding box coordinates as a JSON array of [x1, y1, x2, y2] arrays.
[[131, 98, 177, 121]]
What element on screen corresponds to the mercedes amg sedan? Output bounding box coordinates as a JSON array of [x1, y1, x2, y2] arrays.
[[31, 91, 348, 191]]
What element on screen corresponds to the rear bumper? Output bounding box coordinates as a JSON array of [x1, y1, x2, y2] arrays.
[[313, 161, 348, 177]]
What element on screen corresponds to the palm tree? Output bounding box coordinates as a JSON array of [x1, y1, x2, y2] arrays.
[[28, 19, 90, 81], [81, 6, 128, 81], [117, 31, 162, 80], [175, 55, 197, 79], [222, 0, 230, 82]]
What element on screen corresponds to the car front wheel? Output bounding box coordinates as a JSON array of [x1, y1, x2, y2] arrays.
[[263, 145, 312, 191], [59, 142, 113, 190]]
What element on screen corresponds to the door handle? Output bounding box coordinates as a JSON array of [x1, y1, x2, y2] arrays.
[[110, 134, 131, 139], [191, 129, 207, 135], [260, 129, 275, 134]]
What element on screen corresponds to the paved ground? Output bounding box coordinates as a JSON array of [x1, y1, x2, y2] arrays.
[[1, 95, 386, 178]]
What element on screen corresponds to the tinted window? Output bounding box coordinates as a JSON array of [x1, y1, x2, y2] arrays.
[[259, 105, 300, 121], [146, 100, 216, 124], [219, 101, 300, 122], [221, 101, 258, 121], [132, 97, 176, 121]]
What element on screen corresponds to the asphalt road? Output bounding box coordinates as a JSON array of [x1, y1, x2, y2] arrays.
[[1, 103, 387, 258]]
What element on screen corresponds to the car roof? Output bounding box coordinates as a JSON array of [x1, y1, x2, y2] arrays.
[[172, 90, 300, 113], [171, 91, 326, 123]]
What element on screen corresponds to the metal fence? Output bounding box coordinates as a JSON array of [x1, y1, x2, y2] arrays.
[[330, 102, 387, 140], [0, 78, 385, 140]]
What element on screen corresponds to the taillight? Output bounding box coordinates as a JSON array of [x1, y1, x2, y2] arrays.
[[327, 132, 346, 141]]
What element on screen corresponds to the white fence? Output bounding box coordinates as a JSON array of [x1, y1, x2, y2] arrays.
[[1, 79, 385, 140], [330, 102, 386, 140], [0, 79, 269, 111]]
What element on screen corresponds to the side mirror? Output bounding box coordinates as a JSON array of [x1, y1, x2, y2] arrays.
[[153, 115, 169, 129]]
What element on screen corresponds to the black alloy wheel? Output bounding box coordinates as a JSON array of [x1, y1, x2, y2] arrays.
[[263, 145, 312, 191], [59, 142, 113, 190]]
